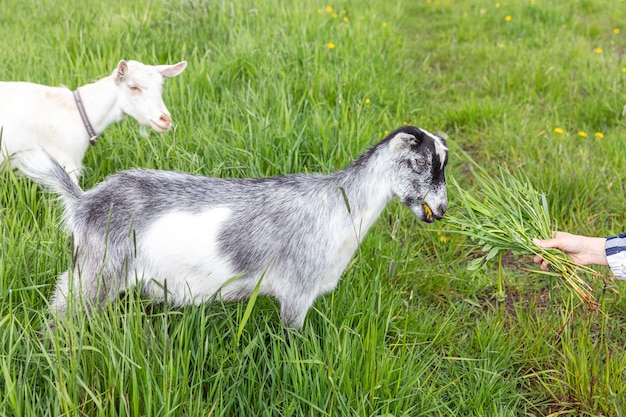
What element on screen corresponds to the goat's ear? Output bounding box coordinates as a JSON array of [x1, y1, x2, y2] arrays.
[[115, 60, 128, 81], [389, 132, 421, 152], [158, 61, 188, 78]]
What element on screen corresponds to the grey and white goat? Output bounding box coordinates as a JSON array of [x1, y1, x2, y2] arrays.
[[22, 126, 448, 330], [0, 59, 187, 183]]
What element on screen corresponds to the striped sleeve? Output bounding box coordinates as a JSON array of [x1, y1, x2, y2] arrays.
[[606, 233, 626, 280]]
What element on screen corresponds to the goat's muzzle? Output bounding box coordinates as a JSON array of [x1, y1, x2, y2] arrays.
[[419, 202, 446, 223], [151, 114, 172, 132]]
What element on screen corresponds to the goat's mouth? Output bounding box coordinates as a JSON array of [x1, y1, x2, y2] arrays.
[[422, 203, 435, 223], [150, 119, 171, 132], [404, 198, 438, 223]]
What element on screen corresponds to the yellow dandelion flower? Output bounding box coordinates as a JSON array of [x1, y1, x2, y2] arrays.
[[382, 22, 388, 28], [554, 127, 564, 134], [403, 121, 409, 126], [325, 6, 332, 12], [622, 67, 626, 73], [343, 16, 349, 23], [384, 130, 389, 136], [505, 15, 512, 22], [331, 13, 337, 18], [496, 2, 501, 8], [439, 234, 451, 243], [577, 131, 588, 137], [595, 48, 603, 54], [365, 98, 371, 105], [614, 28, 620, 35], [595, 132, 604, 139], [327, 42, 335, 49], [341, 9, 347, 14]]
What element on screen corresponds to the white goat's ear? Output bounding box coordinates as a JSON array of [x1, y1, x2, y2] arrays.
[[158, 61, 188, 78], [389, 132, 420, 152], [115, 60, 128, 81]]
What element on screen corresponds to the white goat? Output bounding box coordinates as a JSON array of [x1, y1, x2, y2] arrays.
[[0, 60, 187, 182], [22, 126, 448, 330]]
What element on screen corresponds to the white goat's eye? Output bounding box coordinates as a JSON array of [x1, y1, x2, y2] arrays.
[[129, 86, 142, 93]]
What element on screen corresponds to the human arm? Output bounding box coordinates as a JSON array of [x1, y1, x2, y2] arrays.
[[533, 231, 626, 280]]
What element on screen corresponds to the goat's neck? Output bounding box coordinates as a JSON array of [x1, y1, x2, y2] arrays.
[[333, 153, 394, 241], [75, 76, 124, 135]]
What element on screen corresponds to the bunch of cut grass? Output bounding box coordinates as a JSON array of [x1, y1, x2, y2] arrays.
[[446, 157, 602, 308]]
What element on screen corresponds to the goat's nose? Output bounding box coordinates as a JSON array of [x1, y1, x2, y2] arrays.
[[434, 204, 447, 220], [160, 114, 171, 128]]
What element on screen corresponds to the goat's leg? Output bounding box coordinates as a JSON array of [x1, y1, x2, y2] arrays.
[[49, 270, 72, 317], [48, 268, 105, 317], [44, 269, 81, 332], [49, 259, 127, 317], [279, 294, 317, 331], [61, 160, 83, 185]]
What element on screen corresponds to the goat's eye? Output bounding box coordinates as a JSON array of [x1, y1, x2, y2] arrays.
[[129, 86, 142, 93], [411, 158, 427, 170]]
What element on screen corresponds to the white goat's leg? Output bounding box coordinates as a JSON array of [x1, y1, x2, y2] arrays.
[[52, 155, 82, 185], [67, 169, 81, 185]]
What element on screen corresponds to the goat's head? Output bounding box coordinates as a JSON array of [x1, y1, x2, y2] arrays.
[[113, 60, 187, 133], [387, 126, 448, 223]]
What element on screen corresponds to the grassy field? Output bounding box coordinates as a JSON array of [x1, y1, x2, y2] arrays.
[[1, 0, 626, 415]]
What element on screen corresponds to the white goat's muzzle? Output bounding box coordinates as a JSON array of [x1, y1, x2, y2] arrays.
[[150, 113, 172, 132]]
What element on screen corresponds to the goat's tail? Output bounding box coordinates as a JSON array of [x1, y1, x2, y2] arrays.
[[19, 148, 83, 204]]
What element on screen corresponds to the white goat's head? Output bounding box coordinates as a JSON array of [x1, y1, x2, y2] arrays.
[[112, 60, 187, 133]]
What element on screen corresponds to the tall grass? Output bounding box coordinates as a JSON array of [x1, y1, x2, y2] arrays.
[[446, 157, 604, 307], [1, 0, 626, 415]]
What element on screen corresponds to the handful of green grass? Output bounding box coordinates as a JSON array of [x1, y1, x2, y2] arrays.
[[446, 159, 600, 307]]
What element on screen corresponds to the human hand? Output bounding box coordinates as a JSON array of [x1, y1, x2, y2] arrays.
[[533, 231, 608, 270]]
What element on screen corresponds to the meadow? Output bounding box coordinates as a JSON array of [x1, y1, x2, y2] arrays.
[[1, 0, 626, 415]]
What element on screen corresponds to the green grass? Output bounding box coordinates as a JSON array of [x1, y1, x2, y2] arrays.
[[1, 0, 626, 415]]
